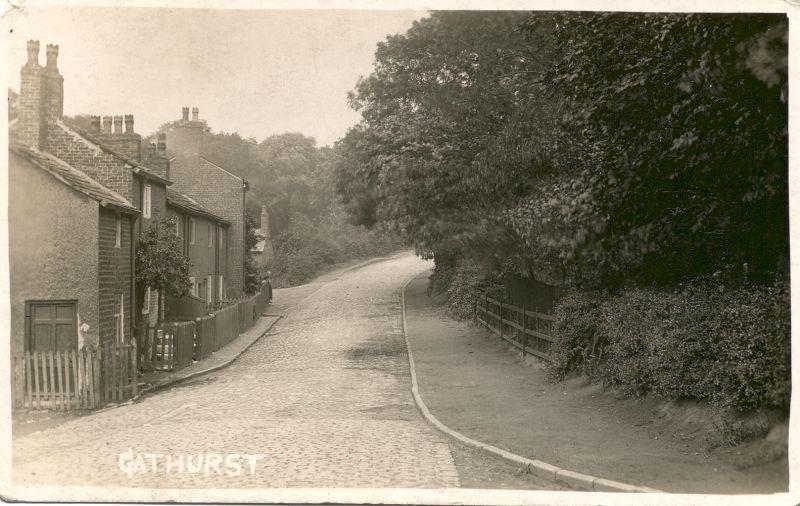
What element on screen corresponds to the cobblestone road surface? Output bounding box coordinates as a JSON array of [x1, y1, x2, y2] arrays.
[[12, 254, 462, 489]]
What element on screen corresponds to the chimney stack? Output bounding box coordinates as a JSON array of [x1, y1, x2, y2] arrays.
[[90, 115, 101, 132], [45, 44, 58, 69], [25, 39, 40, 66], [43, 44, 63, 124], [260, 206, 270, 237], [17, 40, 46, 148], [157, 133, 166, 153], [102, 115, 112, 133], [124, 114, 134, 133], [182, 106, 189, 121], [113, 115, 123, 134], [191, 107, 199, 121]]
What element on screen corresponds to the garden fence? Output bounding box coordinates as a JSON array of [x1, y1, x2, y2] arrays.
[[476, 293, 556, 361]]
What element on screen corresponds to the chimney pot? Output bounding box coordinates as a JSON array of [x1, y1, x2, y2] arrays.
[[45, 44, 59, 69], [113, 115, 123, 134], [124, 114, 134, 133], [147, 142, 157, 153], [191, 107, 199, 121], [26, 40, 40, 65], [102, 115, 113, 133], [90, 115, 101, 132], [181, 107, 189, 121]]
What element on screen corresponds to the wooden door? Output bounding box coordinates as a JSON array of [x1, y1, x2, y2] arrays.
[[26, 301, 78, 352]]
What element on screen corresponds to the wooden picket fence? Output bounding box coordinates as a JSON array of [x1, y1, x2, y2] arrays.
[[476, 294, 556, 361], [101, 342, 138, 403], [12, 342, 137, 411]]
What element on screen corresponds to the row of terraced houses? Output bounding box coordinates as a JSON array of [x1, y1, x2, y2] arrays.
[[8, 41, 250, 359]]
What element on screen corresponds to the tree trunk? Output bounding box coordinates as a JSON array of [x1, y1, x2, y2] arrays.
[[285, 191, 293, 229], [158, 288, 165, 325]]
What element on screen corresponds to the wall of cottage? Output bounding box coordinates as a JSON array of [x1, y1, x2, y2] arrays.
[[98, 208, 133, 346], [132, 177, 167, 229], [188, 214, 220, 304], [9, 153, 100, 354]]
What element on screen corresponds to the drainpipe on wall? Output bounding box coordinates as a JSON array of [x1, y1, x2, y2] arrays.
[[130, 214, 136, 345]]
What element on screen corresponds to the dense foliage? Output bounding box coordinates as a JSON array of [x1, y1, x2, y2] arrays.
[[549, 280, 791, 418], [335, 12, 788, 288], [334, 11, 790, 423]]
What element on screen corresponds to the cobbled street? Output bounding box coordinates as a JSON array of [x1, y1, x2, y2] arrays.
[[12, 254, 554, 490]]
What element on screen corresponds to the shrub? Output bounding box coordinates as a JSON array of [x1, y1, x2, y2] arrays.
[[546, 290, 602, 381], [549, 279, 791, 416], [446, 263, 504, 320], [428, 256, 504, 320]]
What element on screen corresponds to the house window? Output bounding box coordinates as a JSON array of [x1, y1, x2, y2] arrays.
[[208, 223, 214, 247], [196, 278, 207, 301], [218, 275, 224, 300], [142, 287, 151, 315], [206, 275, 213, 302], [143, 184, 152, 219], [115, 215, 121, 248], [189, 218, 196, 244], [175, 216, 182, 237], [218, 228, 224, 247], [114, 294, 124, 343], [189, 276, 196, 297]]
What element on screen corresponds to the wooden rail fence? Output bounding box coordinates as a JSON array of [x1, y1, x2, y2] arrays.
[[476, 294, 556, 361]]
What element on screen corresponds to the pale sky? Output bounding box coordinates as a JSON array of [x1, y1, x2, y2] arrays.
[[6, 7, 427, 146]]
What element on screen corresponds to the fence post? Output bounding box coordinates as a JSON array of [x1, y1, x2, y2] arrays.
[[522, 304, 527, 357], [499, 301, 503, 339], [132, 340, 138, 398]]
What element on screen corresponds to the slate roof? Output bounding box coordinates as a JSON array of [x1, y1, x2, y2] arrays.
[[166, 188, 230, 225], [11, 143, 140, 214]]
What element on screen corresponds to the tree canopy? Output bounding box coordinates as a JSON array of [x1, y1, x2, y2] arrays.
[[334, 11, 789, 289]]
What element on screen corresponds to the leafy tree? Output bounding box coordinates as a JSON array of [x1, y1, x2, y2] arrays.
[[136, 215, 192, 325], [335, 11, 555, 276], [255, 133, 321, 233]]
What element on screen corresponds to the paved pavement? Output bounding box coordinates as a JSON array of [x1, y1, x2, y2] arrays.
[[11, 254, 503, 492]]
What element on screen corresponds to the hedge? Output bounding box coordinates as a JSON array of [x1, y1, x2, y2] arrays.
[[547, 279, 791, 416]]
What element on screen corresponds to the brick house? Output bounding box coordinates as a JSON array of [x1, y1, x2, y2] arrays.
[[164, 108, 248, 298], [9, 41, 143, 355], [165, 189, 231, 307]]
